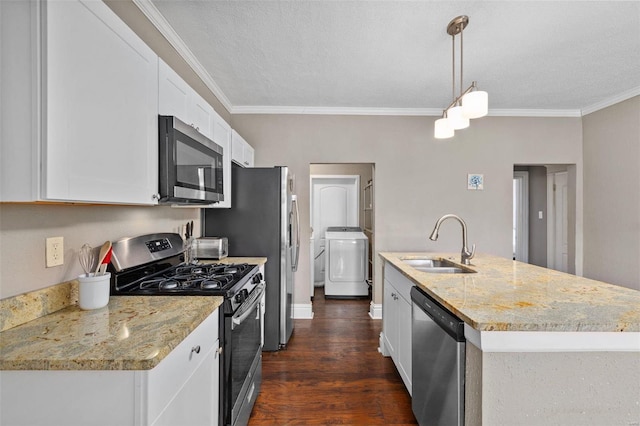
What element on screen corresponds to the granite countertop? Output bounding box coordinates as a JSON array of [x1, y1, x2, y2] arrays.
[[380, 252, 640, 333], [210, 257, 267, 265], [0, 296, 223, 371]]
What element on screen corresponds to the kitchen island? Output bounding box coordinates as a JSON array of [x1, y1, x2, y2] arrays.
[[380, 252, 640, 426]]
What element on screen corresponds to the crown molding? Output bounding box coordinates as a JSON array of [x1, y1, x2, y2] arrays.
[[230, 106, 444, 116], [488, 109, 582, 118], [132, 0, 233, 112], [581, 87, 640, 116], [231, 106, 583, 117]]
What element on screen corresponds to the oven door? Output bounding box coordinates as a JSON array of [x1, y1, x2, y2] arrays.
[[230, 283, 264, 426], [159, 115, 224, 204]]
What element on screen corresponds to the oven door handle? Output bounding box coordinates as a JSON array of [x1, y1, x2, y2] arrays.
[[232, 282, 265, 330]]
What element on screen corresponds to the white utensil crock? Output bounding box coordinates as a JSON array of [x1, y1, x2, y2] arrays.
[[78, 272, 111, 310]]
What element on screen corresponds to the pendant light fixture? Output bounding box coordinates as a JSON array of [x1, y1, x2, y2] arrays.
[[434, 15, 488, 139]]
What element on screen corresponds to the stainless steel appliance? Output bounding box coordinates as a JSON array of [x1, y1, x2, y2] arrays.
[[158, 115, 224, 204], [108, 233, 263, 426], [411, 286, 465, 426], [203, 166, 300, 351], [193, 237, 229, 260]]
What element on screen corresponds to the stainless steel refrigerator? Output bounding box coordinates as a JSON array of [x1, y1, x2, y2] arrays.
[[202, 166, 299, 351]]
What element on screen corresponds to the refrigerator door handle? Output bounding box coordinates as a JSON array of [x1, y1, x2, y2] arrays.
[[292, 196, 300, 272]]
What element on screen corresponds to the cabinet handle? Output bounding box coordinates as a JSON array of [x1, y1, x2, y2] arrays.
[[244, 161, 249, 165], [191, 345, 201, 355], [151, 193, 160, 201], [214, 347, 223, 359]]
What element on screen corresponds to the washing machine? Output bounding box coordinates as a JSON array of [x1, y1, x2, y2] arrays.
[[324, 227, 369, 298]]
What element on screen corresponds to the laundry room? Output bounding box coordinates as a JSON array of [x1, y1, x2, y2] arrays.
[[309, 163, 375, 302]]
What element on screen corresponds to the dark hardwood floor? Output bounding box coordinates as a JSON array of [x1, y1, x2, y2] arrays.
[[248, 287, 417, 425]]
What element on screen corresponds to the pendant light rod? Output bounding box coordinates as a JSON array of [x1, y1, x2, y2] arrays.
[[442, 81, 479, 113], [434, 15, 488, 139]]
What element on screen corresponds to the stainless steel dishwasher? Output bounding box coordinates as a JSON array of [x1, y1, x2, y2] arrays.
[[411, 286, 465, 426]]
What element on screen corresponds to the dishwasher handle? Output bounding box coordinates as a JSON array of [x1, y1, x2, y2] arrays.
[[411, 286, 465, 342]]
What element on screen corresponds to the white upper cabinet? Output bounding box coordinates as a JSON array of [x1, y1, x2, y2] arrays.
[[0, 0, 160, 204], [231, 130, 255, 168], [158, 60, 216, 141], [158, 59, 190, 123], [212, 113, 233, 208]]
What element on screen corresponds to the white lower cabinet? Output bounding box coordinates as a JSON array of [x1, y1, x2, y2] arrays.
[[381, 262, 412, 395], [0, 310, 220, 426], [0, 0, 159, 204]]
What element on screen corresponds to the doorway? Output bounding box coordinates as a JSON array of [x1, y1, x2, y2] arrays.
[[309, 163, 375, 302], [513, 164, 575, 272], [310, 174, 360, 289]]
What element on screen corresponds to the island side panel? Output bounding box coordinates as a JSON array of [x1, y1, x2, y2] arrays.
[[465, 343, 483, 426], [480, 351, 640, 425]]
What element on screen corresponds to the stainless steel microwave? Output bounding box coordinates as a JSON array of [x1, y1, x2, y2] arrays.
[[158, 115, 224, 204]]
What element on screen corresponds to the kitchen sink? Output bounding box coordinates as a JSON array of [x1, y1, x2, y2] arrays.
[[401, 257, 476, 274]]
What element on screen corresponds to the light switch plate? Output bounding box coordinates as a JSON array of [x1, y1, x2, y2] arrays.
[[46, 236, 64, 267]]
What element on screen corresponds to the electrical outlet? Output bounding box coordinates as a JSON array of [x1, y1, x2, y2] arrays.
[[46, 236, 64, 267]]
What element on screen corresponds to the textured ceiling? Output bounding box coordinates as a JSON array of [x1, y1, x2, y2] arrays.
[[144, 1, 640, 115]]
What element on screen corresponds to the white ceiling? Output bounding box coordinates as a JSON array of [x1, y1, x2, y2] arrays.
[[139, 1, 640, 116]]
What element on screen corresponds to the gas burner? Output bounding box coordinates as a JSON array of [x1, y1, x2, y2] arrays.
[[140, 278, 180, 290], [201, 279, 222, 290], [211, 273, 234, 284], [160, 279, 180, 290]]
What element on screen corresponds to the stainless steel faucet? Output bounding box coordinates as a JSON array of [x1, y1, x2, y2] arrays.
[[429, 214, 476, 265]]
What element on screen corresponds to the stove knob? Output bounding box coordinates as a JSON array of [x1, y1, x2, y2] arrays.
[[252, 273, 263, 284], [235, 289, 249, 303]]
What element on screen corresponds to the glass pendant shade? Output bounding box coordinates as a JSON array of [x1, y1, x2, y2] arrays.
[[434, 117, 454, 139], [447, 106, 470, 130], [462, 90, 488, 119]]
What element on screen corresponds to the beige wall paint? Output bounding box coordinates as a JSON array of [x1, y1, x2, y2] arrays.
[[232, 114, 583, 305], [583, 95, 640, 290], [0, 204, 199, 299]]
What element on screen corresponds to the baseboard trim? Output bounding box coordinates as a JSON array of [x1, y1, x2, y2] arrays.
[[293, 303, 314, 319], [369, 302, 382, 319]]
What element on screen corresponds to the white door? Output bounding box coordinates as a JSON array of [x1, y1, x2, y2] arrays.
[[548, 171, 569, 272], [310, 176, 359, 286]]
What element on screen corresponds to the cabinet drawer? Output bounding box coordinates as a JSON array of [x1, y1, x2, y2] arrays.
[[385, 263, 413, 302], [146, 310, 219, 423]]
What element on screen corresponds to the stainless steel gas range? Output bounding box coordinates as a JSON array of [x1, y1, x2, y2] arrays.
[[109, 233, 263, 426]]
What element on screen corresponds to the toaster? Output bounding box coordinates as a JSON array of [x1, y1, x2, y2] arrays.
[[192, 237, 228, 259]]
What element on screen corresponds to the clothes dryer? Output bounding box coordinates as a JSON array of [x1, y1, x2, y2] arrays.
[[324, 227, 369, 297]]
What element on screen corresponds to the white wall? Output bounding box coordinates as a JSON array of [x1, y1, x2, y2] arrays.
[[232, 114, 583, 305], [583, 95, 640, 290], [0, 204, 199, 299]]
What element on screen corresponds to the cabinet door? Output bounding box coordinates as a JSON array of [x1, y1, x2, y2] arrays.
[[397, 294, 412, 395], [44, 0, 159, 204], [189, 92, 215, 141], [231, 129, 245, 165], [211, 112, 232, 208], [152, 341, 218, 426], [158, 59, 190, 120], [244, 143, 255, 167], [382, 278, 398, 359]]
